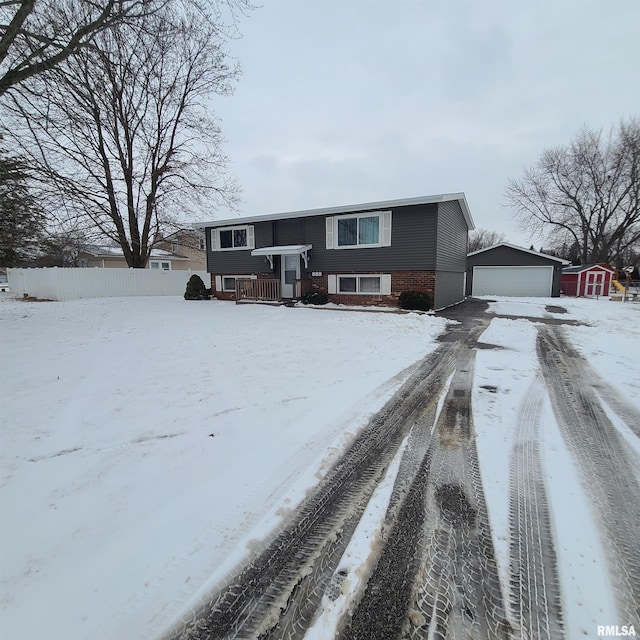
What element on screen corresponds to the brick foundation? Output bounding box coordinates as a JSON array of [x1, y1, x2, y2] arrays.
[[210, 272, 274, 301], [309, 271, 436, 308], [210, 270, 437, 307]]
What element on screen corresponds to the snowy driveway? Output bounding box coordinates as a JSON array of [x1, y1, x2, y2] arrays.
[[1, 295, 639, 640], [167, 298, 640, 640]]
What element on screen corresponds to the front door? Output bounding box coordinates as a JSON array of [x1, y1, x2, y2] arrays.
[[281, 254, 300, 298], [586, 271, 604, 296]]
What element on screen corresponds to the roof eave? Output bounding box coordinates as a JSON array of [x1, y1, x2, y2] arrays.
[[194, 192, 475, 230]]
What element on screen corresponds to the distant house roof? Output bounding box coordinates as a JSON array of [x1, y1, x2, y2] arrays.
[[562, 264, 615, 274], [195, 193, 475, 231], [82, 246, 189, 260], [467, 242, 570, 264]]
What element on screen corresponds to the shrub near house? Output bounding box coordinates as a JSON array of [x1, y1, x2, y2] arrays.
[[184, 274, 209, 300]]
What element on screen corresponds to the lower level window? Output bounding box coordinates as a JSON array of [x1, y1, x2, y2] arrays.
[[338, 274, 381, 294], [150, 261, 171, 270], [223, 276, 236, 292], [219, 274, 257, 292]]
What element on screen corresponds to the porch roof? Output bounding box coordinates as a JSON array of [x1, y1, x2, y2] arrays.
[[251, 244, 312, 268]]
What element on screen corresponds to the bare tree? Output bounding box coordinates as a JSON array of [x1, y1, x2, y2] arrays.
[[467, 228, 506, 253], [4, 2, 243, 267], [506, 119, 640, 266], [0, 0, 169, 97]]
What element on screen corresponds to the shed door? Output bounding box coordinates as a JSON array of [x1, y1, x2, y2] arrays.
[[472, 266, 553, 297], [585, 271, 604, 297]]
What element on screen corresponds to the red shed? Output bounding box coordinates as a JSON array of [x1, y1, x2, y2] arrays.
[[561, 264, 614, 297]]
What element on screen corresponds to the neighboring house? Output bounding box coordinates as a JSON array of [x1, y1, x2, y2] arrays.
[[196, 193, 474, 309], [155, 229, 206, 270], [561, 264, 615, 297], [77, 246, 192, 270], [466, 243, 569, 297]]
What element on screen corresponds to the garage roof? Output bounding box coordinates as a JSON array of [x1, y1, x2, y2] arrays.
[[467, 243, 570, 265]]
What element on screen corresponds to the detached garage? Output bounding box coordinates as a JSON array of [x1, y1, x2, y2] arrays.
[[466, 243, 569, 297]]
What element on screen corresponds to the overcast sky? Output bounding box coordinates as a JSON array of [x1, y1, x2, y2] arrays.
[[211, 0, 640, 247]]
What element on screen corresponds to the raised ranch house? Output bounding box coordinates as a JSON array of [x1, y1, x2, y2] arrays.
[[197, 193, 474, 309]]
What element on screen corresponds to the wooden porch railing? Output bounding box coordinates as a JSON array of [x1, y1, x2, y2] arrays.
[[295, 278, 312, 298], [235, 278, 281, 303]]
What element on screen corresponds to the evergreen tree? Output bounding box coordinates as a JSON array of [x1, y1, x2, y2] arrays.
[[0, 146, 45, 266]]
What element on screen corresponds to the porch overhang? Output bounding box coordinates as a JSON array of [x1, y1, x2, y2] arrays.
[[251, 244, 312, 269]]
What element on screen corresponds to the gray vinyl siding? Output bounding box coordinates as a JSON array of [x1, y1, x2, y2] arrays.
[[273, 218, 305, 246], [206, 221, 273, 273], [307, 204, 438, 271], [436, 201, 468, 271], [465, 245, 564, 296], [207, 203, 442, 273], [434, 271, 465, 309]]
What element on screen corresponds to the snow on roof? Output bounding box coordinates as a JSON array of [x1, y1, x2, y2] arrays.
[[562, 264, 615, 274], [467, 242, 570, 264], [83, 246, 188, 259], [194, 193, 475, 231], [251, 245, 312, 255]]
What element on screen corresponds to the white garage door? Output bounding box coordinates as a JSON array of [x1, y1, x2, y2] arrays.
[[472, 266, 553, 297]]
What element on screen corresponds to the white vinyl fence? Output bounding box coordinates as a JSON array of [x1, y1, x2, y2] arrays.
[[7, 267, 210, 301]]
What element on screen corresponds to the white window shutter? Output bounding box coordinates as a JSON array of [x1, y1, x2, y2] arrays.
[[380, 274, 391, 295], [328, 274, 337, 294], [247, 226, 255, 249], [326, 217, 334, 249], [211, 229, 218, 251], [215, 275, 222, 290], [381, 211, 392, 246]]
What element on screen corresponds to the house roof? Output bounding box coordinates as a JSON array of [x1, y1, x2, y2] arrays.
[[82, 246, 189, 260], [467, 242, 570, 264], [195, 193, 475, 231], [562, 264, 615, 274]]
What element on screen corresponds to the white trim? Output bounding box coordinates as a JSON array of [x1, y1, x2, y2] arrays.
[[327, 274, 337, 294], [326, 217, 334, 249], [562, 264, 615, 274], [220, 274, 257, 292], [380, 273, 392, 295], [195, 192, 474, 231], [211, 225, 254, 252], [381, 210, 392, 247], [333, 211, 389, 250], [215, 275, 222, 290], [335, 273, 390, 295]]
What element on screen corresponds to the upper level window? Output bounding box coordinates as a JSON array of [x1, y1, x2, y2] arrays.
[[211, 225, 255, 251], [220, 228, 246, 249], [326, 211, 391, 249], [150, 260, 171, 270], [337, 215, 380, 247]]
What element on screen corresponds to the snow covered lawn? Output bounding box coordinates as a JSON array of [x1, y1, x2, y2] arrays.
[[2, 294, 639, 640], [0, 296, 447, 640]]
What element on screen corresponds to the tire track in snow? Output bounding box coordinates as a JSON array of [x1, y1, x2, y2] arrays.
[[163, 342, 459, 640], [405, 350, 511, 640], [509, 374, 564, 640], [537, 325, 640, 627], [339, 347, 511, 640]]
